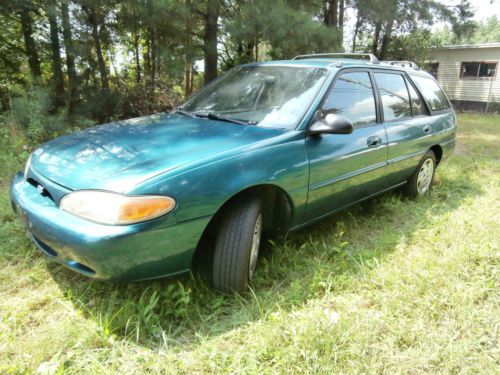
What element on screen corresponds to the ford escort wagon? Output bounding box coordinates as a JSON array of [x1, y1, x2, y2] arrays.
[[10, 53, 456, 292]]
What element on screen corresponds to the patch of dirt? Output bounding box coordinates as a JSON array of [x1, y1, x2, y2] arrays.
[[454, 141, 468, 156]]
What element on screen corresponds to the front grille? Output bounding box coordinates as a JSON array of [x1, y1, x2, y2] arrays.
[[27, 178, 55, 202], [25, 165, 71, 204]]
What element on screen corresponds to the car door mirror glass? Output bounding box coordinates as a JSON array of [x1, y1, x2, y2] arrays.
[[309, 113, 354, 135]]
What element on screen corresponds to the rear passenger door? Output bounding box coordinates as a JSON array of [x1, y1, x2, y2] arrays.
[[305, 70, 388, 220], [373, 71, 433, 187]]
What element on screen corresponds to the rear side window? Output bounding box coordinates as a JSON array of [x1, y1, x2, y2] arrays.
[[410, 75, 450, 112], [374, 72, 411, 121], [321, 72, 376, 126], [405, 78, 426, 116]]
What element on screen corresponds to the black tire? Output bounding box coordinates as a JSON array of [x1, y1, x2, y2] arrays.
[[403, 150, 436, 198], [212, 197, 263, 293]]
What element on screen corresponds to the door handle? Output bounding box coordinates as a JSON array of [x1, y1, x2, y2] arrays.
[[423, 125, 431, 134], [367, 136, 382, 148]]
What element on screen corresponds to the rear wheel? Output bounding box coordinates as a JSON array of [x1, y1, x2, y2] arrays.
[[403, 150, 436, 198], [212, 197, 263, 293]]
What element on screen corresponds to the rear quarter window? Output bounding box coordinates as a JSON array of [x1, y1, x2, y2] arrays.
[[409, 74, 450, 112]]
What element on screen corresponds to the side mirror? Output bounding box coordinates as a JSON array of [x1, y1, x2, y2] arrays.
[[308, 113, 354, 135]]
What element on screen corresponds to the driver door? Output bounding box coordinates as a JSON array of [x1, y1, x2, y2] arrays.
[[305, 70, 388, 221]]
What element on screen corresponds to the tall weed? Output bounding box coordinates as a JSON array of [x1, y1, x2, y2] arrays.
[[0, 86, 95, 179]]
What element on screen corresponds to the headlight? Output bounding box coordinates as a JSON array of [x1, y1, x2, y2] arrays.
[[24, 154, 32, 177], [60, 190, 176, 225]]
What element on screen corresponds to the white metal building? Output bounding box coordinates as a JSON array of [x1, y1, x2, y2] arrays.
[[428, 43, 500, 112]]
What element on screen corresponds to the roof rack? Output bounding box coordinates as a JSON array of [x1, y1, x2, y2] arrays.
[[381, 60, 420, 70], [293, 53, 380, 64]]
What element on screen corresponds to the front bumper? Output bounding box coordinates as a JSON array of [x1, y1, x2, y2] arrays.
[[10, 172, 210, 281]]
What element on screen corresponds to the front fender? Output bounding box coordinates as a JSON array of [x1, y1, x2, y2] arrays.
[[131, 131, 309, 227]]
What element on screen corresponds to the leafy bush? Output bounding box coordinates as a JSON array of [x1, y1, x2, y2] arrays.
[[0, 115, 30, 179]]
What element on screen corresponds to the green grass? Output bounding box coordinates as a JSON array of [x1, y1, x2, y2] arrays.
[[0, 113, 498, 374]]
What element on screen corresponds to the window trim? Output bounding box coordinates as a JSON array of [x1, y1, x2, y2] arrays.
[[459, 61, 498, 80], [403, 74, 430, 117], [407, 73, 452, 116], [310, 67, 380, 130], [372, 70, 413, 124]]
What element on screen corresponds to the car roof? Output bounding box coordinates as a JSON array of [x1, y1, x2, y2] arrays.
[[247, 58, 434, 78]]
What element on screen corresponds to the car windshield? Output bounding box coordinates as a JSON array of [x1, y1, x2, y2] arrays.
[[181, 65, 329, 129]]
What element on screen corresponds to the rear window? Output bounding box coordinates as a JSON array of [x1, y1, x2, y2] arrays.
[[409, 75, 450, 112]]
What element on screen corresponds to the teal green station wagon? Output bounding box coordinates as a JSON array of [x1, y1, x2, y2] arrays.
[[10, 53, 456, 292]]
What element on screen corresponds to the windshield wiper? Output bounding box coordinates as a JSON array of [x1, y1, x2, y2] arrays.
[[197, 112, 257, 126], [173, 108, 197, 118]]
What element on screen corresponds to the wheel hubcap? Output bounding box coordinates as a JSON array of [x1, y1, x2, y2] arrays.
[[248, 213, 262, 280], [416, 158, 434, 195]]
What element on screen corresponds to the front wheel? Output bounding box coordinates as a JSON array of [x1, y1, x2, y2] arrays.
[[403, 150, 436, 198], [212, 197, 263, 293]]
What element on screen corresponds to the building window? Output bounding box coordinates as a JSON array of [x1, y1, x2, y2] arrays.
[[478, 63, 497, 77], [460, 62, 497, 79], [429, 62, 439, 78]]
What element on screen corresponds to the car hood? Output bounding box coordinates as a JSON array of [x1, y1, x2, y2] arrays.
[[30, 113, 286, 192]]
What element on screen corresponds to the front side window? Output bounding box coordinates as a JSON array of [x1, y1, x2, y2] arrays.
[[410, 75, 450, 112], [460, 62, 497, 78], [182, 65, 329, 129], [374, 72, 411, 121], [321, 71, 376, 126]]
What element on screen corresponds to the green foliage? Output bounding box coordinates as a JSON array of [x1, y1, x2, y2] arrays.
[[0, 85, 96, 181], [451, 0, 477, 41], [10, 87, 56, 144], [0, 11, 26, 88], [432, 15, 500, 47], [1, 0, 492, 135], [383, 30, 437, 63], [473, 16, 500, 43], [0, 118, 30, 179], [222, 0, 342, 67], [261, 0, 341, 59]]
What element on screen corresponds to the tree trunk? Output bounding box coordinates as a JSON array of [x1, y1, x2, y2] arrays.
[[133, 31, 141, 84], [184, 50, 193, 97], [184, 0, 193, 96], [47, 0, 65, 108], [19, 7, 42, 81], [338, 0, 344, 43], [144, 32, 151, 84], [84, 5, 109, 90], [85, 43, 98, 89], [61, 0, 77, 111], [372, 21, 382, 57], [352, 11, 362, 52], [184, 63, 192, 96], [150, 27, 156, 88], [254, 35, 259, 61], [324, 0, 338, 28], [245, 40, 255, 63], [379, 18, 395, 60], [190, 65, 194, 93], [203, 0, 219, 84]]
